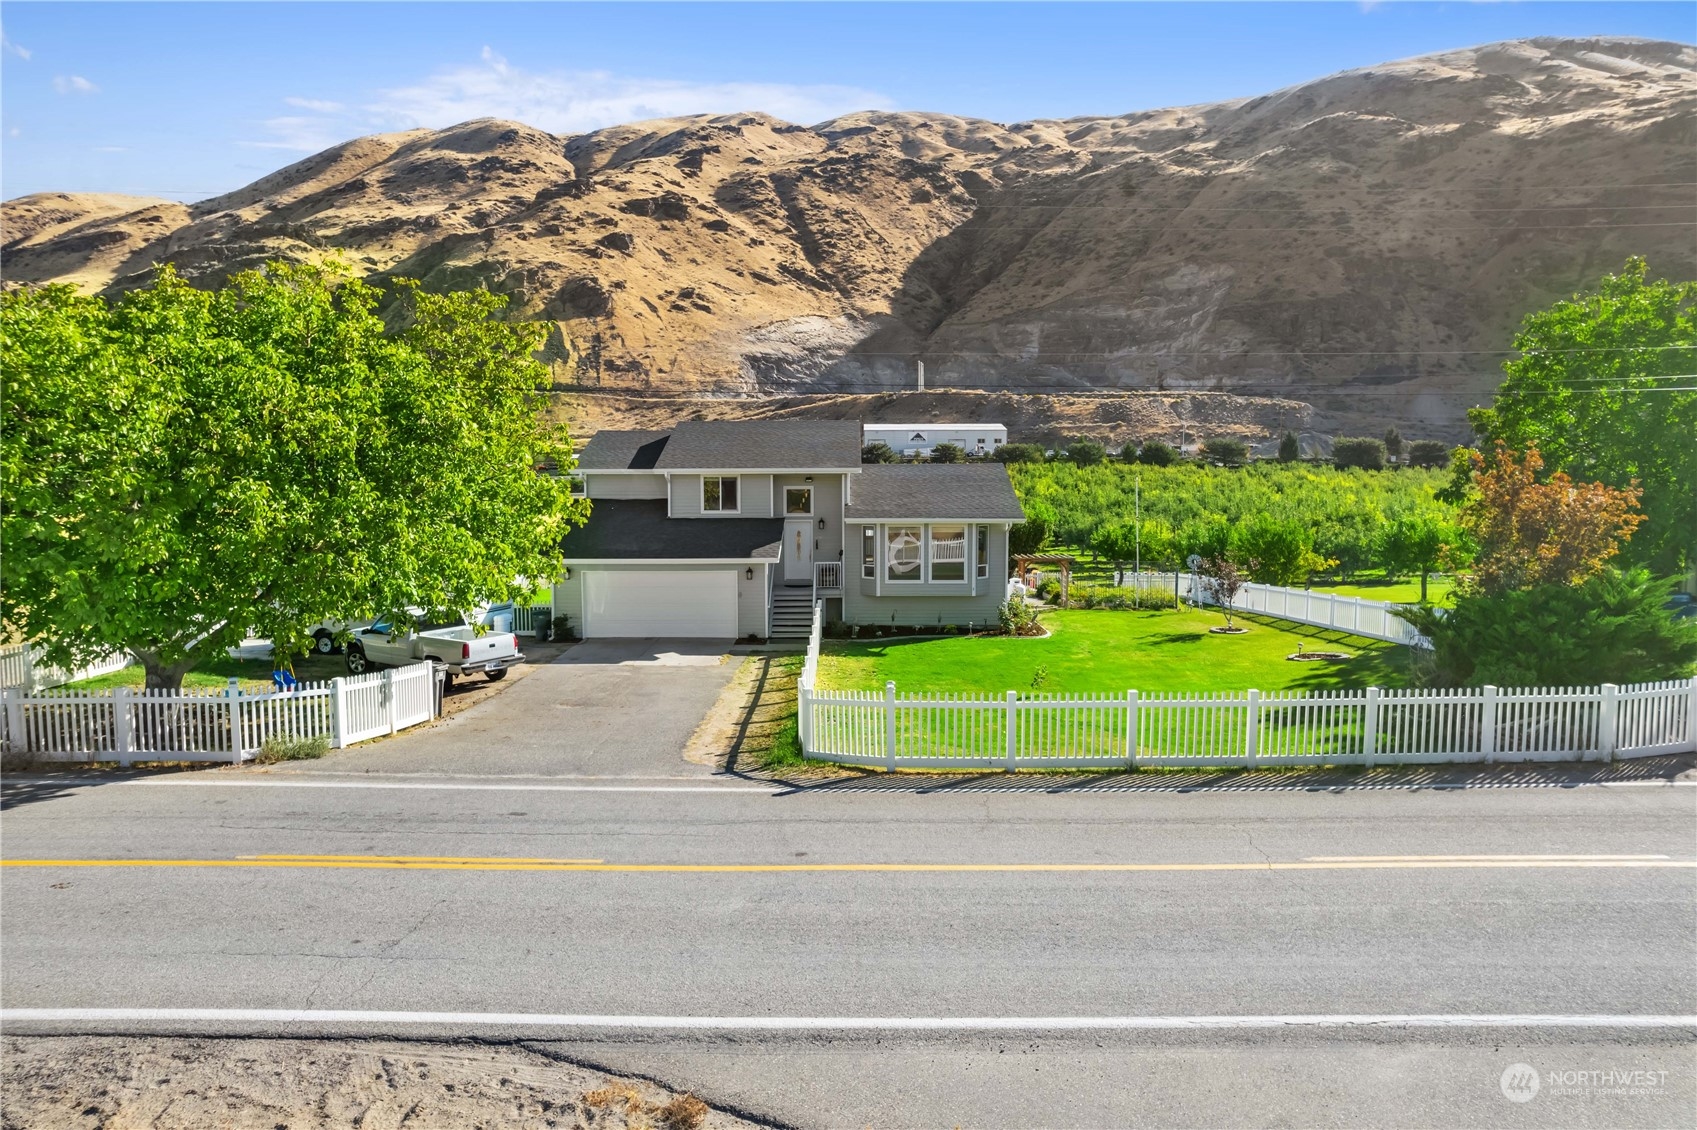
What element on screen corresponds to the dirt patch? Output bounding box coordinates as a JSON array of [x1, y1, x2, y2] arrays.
[[0, 1035, 758, 1130]]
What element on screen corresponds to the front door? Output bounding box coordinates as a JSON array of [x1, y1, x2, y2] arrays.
[[784, 518, 814, 584]]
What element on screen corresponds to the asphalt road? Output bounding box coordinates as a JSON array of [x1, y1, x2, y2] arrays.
[[3, 771, 1694, 1127]]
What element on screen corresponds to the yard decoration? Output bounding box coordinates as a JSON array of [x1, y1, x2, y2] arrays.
[[1199, 556, 1250, 633]]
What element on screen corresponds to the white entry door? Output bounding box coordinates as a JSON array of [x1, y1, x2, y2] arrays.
[[583, 569, 737, 638], [783, 519, 814, 583]]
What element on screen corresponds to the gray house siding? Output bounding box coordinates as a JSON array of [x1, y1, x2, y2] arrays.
[[584, 473, 667, 500], [669, 473, 775, 518], [842, 523, 1011, 627], [772, 472, 846, 569]]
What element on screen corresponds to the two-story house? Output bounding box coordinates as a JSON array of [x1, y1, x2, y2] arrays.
[[553, 420, 1025, 640]]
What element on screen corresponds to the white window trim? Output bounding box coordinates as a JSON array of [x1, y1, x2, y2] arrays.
[[885, 524, 925, 585], [784, 485, 814, 516], [929, 524, 968, 583], [702, 474, 741, 515], [976, 524, 990, 579]]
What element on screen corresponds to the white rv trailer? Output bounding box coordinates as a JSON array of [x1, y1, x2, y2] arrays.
[[862, 423, 1008, 458]]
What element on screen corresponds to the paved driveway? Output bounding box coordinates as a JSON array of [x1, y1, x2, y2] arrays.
[[270, 640, 739, 778]]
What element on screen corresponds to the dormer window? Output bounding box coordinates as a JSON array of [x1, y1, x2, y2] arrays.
[[702, 475, 739, 513]]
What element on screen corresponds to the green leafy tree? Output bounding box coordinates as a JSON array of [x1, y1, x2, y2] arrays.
[[1401, 569, 1697, 687], [1008, 504, 1054, 556], [1230, 515, 1332, 586], [1, 264, 587, 691], [1065, 438, 1106, 466], [993, 442, 1047, 464], [1333, 437, 1387, 470], [1277, 431, 1300, 463], [1407, 440, 1450, 469], [861, 441, 898, 464], [1383, 426, 1404, 461], [1201, 436, 1249, 466], [1377, 513, 1469, 603], [1469, 257, 1696, 574], [930, 442, 965, 464], [1136, 441, 1180, 466]]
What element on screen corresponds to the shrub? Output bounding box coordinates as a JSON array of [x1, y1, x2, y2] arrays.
[[1201, 437, 1249, 466], [1036, 577, 1062, 602], [861, 441, 898, 464], [1407, 440, 1451, 469], [1401, 569, 1697, 687], [1065, 438, 1107, 466], [1066, 583, 1178, 610], [551, 614, 576, 641], [930, 442, 966, 464], [998, 593, 1043, 636], [258, 733, 329, 763], [1117, 442, 1141, 464], [1277, 431, 1300, 463], [1136, 441, 1179, 466], [1333, 437, 1387, 470], [993, 442, 1047, 464], [823, 619, 851, 639]]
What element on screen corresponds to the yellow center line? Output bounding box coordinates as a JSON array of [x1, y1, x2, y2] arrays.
[[1303, 854, 1671, 862], [238, 855, 606, 864], [2, 858, 1693, 874]]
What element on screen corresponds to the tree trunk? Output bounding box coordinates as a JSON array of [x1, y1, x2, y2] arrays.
[[135, 651, 195, 693], [1420, 570, 1429, 604]]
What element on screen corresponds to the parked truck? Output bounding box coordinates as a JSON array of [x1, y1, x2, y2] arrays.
[[343, 605, 524, 686]]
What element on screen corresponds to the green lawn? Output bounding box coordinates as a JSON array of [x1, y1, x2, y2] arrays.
[[819, 608, 1415, 694], [1307, 575, 1453, 605], [63, 650, 349, 694]]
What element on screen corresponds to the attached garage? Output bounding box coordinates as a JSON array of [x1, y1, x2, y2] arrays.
[[582, 568, 738, 639]]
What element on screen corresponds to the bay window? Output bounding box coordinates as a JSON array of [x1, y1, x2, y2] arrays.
[[930, 525, 966, 582], [886, 525, 923, 583]]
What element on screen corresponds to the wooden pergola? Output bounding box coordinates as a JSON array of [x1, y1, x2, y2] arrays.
[[1013, 553, 1075, 603]]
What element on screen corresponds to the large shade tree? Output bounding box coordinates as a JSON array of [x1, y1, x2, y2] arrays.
[[2, 263, 589, 690], [1469, 257, 1695, 574]]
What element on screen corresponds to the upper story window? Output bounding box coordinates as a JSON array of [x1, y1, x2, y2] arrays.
[[976, 525, 989, 578], [886, 525, 923, 583], [702, 475, 739, 513], [862, 526, 876, 579], [931, 525, 967, 582], [784, 486, 813, 515]]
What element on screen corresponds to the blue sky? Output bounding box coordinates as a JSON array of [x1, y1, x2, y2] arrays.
[[2, 1, 1692, 202]]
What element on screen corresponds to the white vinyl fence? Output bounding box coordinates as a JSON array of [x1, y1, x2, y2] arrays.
[[1187, 577, 1431, 647], [1, 664, 437, 765], [510, 604, 553, 634], [795, 603, 1696, 770], [0, 643, 132, 693]]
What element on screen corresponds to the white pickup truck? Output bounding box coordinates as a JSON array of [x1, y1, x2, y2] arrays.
[[343, 605, 524, 686]]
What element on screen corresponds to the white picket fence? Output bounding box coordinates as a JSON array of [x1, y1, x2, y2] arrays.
[[0, 664, 437, 765], [510, 604, 552, 634], [0, 643, 133, 693], [795, 603, 1696, 770], [1188, 577, 1431, 647]]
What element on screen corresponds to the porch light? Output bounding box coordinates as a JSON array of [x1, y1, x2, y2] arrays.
[[746, 567, 754, 580], [804, 475, 814, 483], [817, 517, 827, 530], [561, 566, 571, 581]]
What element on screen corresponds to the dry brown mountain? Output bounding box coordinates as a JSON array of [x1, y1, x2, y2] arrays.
[[4, 36, 1694, 442]]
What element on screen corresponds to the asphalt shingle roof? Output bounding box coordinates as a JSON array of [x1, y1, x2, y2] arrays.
[[562, 500, 781, 560], [653, 420, 862, 471], [844, 464, 1026, 521], [576, 430, 672, 470]]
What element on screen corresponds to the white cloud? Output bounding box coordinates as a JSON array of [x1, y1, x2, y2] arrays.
[[52, 74, 99, 95], [242, 114, 351, 151], [285, 96, 344, 113], [2, 32, 30, 60], [364, 46, 891, 134]]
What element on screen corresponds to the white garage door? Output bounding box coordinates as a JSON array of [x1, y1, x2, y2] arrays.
[[583, 569, 739, 639]]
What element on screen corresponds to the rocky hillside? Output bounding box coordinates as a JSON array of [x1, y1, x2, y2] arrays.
[[5, 36, 1693, 435]]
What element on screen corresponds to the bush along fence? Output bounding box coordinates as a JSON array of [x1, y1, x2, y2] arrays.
[[795, 605, 1696, 771], [0, 663, 437, 765], [0, 642, 132, 693]]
